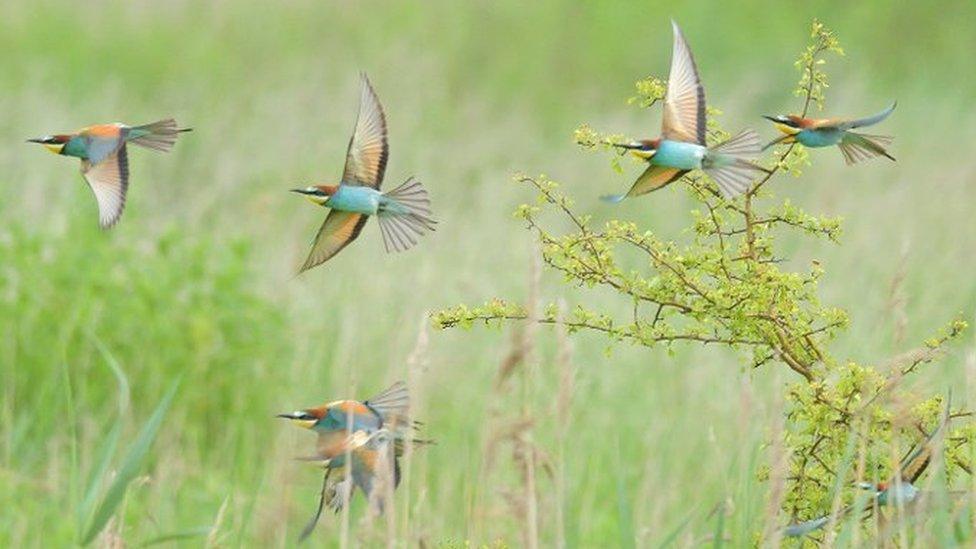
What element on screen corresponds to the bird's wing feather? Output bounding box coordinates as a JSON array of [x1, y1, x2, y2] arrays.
[[351, 433, 397, 510], [626, 165, 686, 198], [661, 21, 706, 145], [341, 73, 388, 189], [364, 381, 410, 428], [315, 428, 354, 459], [841, 102, 897, 130], [837, 133, 895, 165], [299, 211, 369, 272], [81, 145, 130, 228]]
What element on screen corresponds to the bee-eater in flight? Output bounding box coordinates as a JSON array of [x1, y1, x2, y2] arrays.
[[278, 382, 428, 540], [606, 20, 766, 202], [291, 73, 435, 272], [28, 119, 190, 228], [784, 392, 953, 538], [762, 102, 896, 165]]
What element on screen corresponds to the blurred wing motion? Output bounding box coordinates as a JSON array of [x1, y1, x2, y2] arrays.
[[705, 129, 765, 198], [838, 133, 895, 165], [377, 178, 436, 253], [364, 381, 410, 428], [661, 20, 706, 145], [351, 430, 399, 513], [299, 211, 369, 273], [341, 73, 389, 189], [81, 145, 130, 228]]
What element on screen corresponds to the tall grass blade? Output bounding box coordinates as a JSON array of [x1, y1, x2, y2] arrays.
[[81, 380, 180, 545], [76, 422, 121, 538], [138, 526, 211, 547], [77, 335, 132, 536]]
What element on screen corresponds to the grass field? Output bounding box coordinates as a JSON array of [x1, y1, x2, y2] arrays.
[[2, 1, 976, 546]]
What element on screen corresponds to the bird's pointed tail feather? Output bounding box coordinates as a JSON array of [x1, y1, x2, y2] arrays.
[[378, 177, 436, 253], [129, 118, 192, 153]]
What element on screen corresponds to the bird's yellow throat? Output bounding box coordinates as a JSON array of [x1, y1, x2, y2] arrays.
[[43, 143, 65, 154], [774, 123, 801, 136]]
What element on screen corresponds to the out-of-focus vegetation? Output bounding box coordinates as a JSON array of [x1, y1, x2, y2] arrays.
[[436, 21, 974, 544], [1, 1, 976, 546]]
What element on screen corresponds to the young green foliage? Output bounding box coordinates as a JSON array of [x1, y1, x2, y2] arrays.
[[434, 20, 971, 540]]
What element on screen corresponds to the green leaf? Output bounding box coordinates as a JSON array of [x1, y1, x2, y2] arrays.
[[77, 335, 132, 535], [77, 421, 121, 538], [80, 380, 180, 545]]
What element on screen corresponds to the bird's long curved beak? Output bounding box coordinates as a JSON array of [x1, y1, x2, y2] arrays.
[[762, 115, 781, 123], [290, 188, 313, 195], [26, 138, 45, 144]]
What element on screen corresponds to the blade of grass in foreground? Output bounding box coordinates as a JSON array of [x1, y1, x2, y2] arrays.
[[80, 379, 181, 545], [137, 526, 212, 547], [77, 336, 131, 535]]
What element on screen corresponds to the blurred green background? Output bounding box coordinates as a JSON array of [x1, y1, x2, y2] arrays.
[[2, 0, 975, 546]]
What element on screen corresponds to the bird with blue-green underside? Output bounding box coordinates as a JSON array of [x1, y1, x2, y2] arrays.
[[291, 73, 435, 273], [605, 20, 768, 202], [762, 102, 896, 165], [28, 119, 191, 228], [278, 382, 430, 540], [784, 392, 957, 538]]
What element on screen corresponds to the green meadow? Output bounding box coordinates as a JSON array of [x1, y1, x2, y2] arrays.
[[2, 0, 976, 546]]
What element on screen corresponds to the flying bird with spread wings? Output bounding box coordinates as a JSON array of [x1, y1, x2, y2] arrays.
[[784, 393, 956, 538], [291, 73, 435, 272], [278, 381, 430, 541], [28, 119, 191, 228], [763, 102, 896, 165], [606, 20, 767, 202]]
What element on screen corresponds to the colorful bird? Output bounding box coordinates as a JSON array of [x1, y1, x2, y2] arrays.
[[784, 393, 953, 538], [28, 119, 191, 228], [762, 102, 896, 165], [291, 73, 435, 272], [606, 20, 767, 202], [278, 382, 428, 540]]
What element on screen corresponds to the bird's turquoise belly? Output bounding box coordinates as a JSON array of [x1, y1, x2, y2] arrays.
[[329, 186, 381, 215], [797, 129, 844, 148], [653, 140, 706, 170]]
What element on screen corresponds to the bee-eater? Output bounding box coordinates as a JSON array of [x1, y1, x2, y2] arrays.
[[291, 73, 435, 272], [605, 20, 767, 202], [28, 119, 191, 228], [784, 393, 952, 538], [278, 382, 428, 539], [762, 102, 896, 165]]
